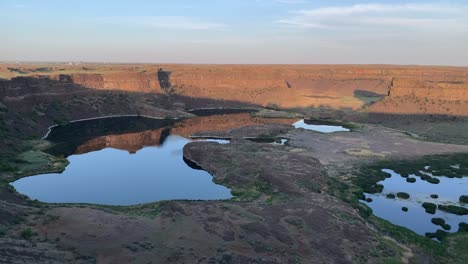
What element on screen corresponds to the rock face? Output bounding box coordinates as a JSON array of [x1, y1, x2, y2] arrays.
[[53, 73, 162, 92], [1, 64, 467, 114], [389, 78, 468, 100], [368, 76, 468, 115]]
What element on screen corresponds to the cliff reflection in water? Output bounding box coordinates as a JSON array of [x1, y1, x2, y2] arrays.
[[12, 113, 295, 205], [46, 113, 295, 157]]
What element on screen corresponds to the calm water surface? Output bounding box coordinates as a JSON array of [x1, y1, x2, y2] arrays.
[[363, 169, 468, 236], [293, 119, 350, 133], [12, 114, 351, 206], [12, 136, 231, 205]]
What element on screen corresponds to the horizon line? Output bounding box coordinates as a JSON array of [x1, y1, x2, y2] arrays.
[[1, 60, 468, 68]]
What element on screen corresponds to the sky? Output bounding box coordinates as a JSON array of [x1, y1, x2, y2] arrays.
[[1, 0, 468, 65]]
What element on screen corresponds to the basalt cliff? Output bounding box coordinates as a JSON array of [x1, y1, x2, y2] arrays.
[[1, 64, 467, 115]]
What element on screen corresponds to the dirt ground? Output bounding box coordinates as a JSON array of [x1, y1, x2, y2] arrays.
[[0, 68, 467, 263], [286, 124, 468, 166]]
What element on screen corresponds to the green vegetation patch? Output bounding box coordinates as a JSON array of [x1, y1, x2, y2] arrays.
[[460, 195, 468, 203], [406, 177, 416, 183], [459, 222, 468, 232], [370, 154, 468, 179], [425, 229, 449, 241], [438, 205, 468, 216], [420, 174, 440, 184], [0, 157, 18, 172], [431, 218, 451, 231], [422, 202, 437, 214], [20, 228, 37, 240], [396, 192, 410, 199]]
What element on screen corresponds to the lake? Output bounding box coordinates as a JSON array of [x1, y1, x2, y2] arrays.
[[11, 113, 295, 206]]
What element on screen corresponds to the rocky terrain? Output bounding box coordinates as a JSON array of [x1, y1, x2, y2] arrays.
[[0, 63, 468, 263], [368, 77, 468, 115]]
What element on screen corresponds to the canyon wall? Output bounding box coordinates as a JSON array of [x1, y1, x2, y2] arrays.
[[388, 78, 468, 100], [1, 64, 467, 115], [367, 75, 468, 115], [54, 73, 163, 93]]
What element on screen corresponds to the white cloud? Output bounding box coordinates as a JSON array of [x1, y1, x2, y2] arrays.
[[276, 3, 468, 31], [275, 19, 324, 28], [296, 3, 457, 16], [275, 0, 307, 4], [100, 16, 226, 30]]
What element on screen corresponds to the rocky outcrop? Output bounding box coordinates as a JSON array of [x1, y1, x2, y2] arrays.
[[52, 73, 162, 92], [367, 76, 468, 115], [0, 76, 83, 98], [388, 77, 468, 100]]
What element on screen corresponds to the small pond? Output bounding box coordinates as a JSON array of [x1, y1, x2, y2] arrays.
[[293, 119, 350, 133], [11, 113, 295, 206], [362, 168, 468, 237]]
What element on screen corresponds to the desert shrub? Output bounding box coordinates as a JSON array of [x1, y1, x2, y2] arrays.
[[20, 228, 36, 240], [425, 229, 448, 241], [422, 202, 437, 214], [0, 162, 17, 172], [460, 195, 468, 203], [285, 217, 304, 228], [406, 177, 416, 183], [438, 205, 468, 215], [356, 192, 365, 200], [431, 218, 451, 230], [420, 174, 440, 184], [366, 184, 384, 194], [397, 192, 410, 199], [459, 222, 468, 232]]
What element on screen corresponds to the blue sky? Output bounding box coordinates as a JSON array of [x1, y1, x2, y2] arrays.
[[2, 0, 468, 65]]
